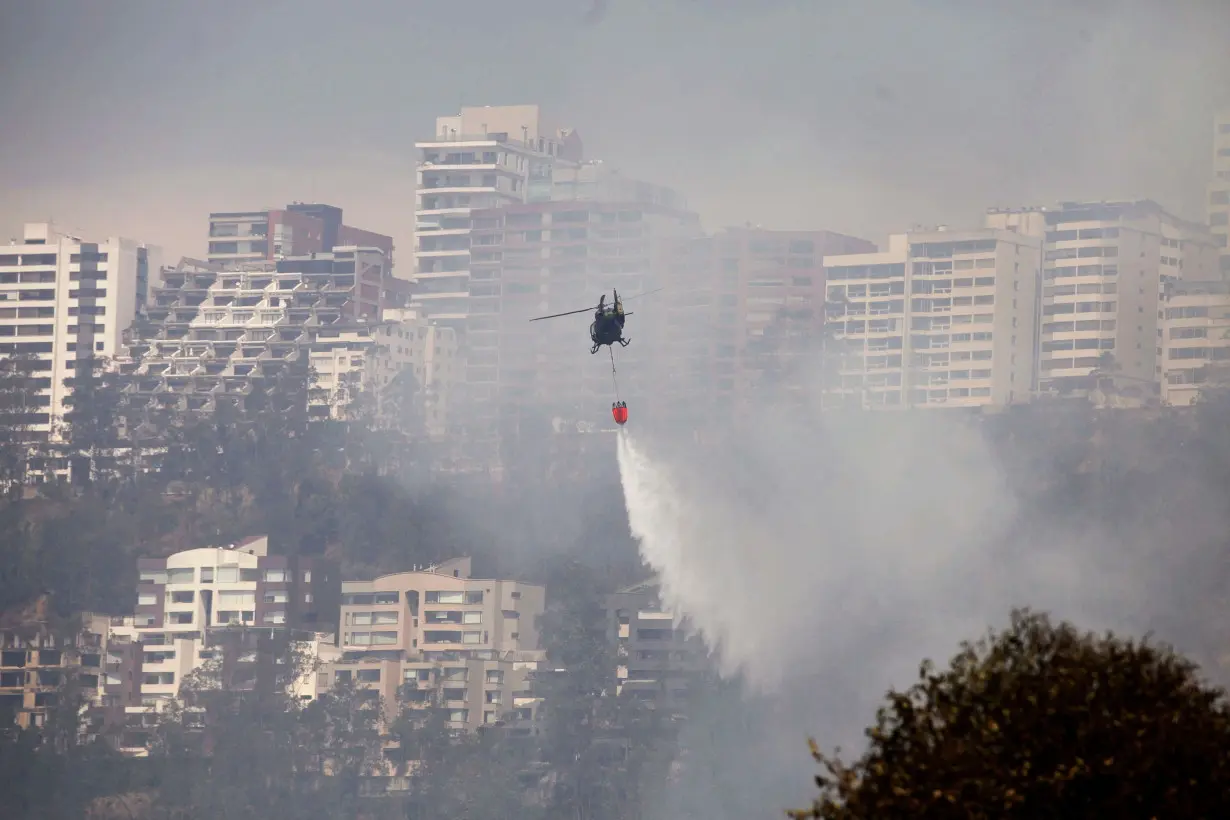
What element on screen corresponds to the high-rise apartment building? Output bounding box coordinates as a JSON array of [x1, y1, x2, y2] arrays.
[[0, 222, 162, 443], [1159, 278, 1230, 406], [324, 557, 546, 735], [207, 203, 395, 272], [1208, 112, 1230, 276], [822, 228, 1041, 409], [413, 105, 584, 330], [987, 200, 1217, 399]]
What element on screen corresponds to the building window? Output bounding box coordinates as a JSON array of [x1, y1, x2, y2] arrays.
[[426, 591, 465, 605]]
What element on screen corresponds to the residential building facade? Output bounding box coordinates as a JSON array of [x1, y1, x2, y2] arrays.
[[323, 557, 547, 735], [380, 308, 459, 438], [1160, 278, 1230, 406], [119, 247, 408, 421], [822, 228, 1041, 409], [987, 200, 1218, 400], [0, 221, 162, 444], [130, 536, 340, 706], [0, 598, 131, 732]]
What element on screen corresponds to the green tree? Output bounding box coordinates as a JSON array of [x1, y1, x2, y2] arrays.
[[0, 354, 44, 489], [60, 354, 131, 483], [790, 609, 1230, 819]]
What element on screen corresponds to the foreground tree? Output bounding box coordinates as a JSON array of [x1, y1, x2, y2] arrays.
[[791, 609, 1230, 819]]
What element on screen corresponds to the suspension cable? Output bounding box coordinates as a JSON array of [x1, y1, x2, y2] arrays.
[[608, 345, 621, 403]]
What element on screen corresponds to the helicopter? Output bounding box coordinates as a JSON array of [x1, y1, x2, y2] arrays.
[[529, 288, 662, 426], [529, 288, 659, 355]]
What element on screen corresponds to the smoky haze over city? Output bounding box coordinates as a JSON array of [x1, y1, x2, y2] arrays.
[[3, 1, 1230, 819]]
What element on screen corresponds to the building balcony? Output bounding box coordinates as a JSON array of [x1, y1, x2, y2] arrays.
[[415, 248, 470, 259]]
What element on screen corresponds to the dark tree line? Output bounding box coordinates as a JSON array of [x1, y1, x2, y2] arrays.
[[0, 354, 487, 619]]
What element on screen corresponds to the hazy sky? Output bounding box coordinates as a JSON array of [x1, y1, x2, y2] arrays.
[[2, 0, 1228, 261]]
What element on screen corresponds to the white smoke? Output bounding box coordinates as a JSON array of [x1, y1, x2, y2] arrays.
[[616, 406, 1156, 722], [615, 401, 1196, 820]]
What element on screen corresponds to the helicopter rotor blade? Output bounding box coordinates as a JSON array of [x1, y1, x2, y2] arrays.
[[620, 287, 665, 303], [528, 305, 600, 322], [527, 288, 664, 322]]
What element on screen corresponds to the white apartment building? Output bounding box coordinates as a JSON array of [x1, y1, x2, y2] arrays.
[[1160, 279, 1230, 406], [0, 222, 162, 441], [323, 557, 547, 735], [121, 247, 415, 423], [986, 200, 1218, 399], [414, 104, 583, 328], [823, 228, 1040, 409], [1209, 111, 1230, 276], [820, 237, 907, 408]]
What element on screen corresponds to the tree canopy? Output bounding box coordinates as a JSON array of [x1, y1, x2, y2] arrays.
[[791, 609, 1230, 819]]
